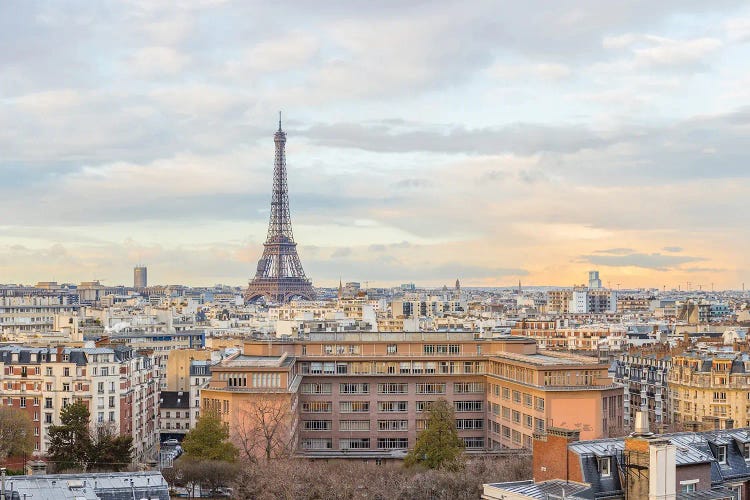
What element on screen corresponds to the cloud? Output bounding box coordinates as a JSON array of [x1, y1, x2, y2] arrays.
[[579, 252, 707, 271], [726, 18, 750, 42], [128, 46, 191, 76], [662, 246, 683, 252], [487, 62, 572, 81], [602, 33, 722, 70], [593, 248, 634, 255], [301, 121, 618, 155]]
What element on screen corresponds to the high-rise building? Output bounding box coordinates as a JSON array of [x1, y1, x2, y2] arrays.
[[134, 265, 148, 289], [588, 270, 602, 289], [245, 115, 315, 303]]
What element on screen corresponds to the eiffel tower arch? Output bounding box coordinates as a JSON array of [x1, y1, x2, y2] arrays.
[[245, 114, 316, 303]]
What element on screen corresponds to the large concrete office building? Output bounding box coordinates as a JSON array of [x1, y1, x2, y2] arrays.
[[200, 333, 623, 460]]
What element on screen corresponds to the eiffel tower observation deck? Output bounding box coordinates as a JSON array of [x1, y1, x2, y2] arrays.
[[245, 114, 316, 303]]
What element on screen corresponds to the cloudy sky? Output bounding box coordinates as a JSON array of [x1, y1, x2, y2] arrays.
[[2, 1, 750, 289]]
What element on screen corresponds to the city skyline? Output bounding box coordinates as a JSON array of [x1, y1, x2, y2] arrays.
[[2, 1, 750, 288]]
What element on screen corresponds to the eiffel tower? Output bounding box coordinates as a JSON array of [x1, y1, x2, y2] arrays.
[[245, 114, 316, 303]]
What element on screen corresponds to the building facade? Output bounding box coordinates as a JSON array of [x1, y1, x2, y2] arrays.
[[610, 353, 671, 430], [669, 352, 750, 430], [200, 333, 623, 460], [0, 345, 159, 462]]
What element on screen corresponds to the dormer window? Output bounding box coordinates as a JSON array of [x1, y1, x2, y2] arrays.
[[718, 445, 727, 464], [744, 443, 750, 461], [599, 457, 611, 477]]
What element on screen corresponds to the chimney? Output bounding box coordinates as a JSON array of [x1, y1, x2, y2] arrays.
[[624, 412, 655, 500], [648, 439, 677, 500], [633, 411, 650, 436], [533, 427, 581, 483]]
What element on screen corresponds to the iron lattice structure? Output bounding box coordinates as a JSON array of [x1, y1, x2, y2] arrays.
[[245, 115, 315, 303]]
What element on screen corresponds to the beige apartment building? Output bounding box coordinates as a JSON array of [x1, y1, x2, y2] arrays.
[[669, 352, 750, 430], [201, 333, 623, 459]]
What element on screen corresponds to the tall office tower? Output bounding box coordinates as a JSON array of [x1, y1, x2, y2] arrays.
[[588, 270, 602, 289], [134, 265, 148, 289], [245, 114, 315, 303]]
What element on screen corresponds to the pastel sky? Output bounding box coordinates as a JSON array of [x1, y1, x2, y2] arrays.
[[2, 1, 750, 289]]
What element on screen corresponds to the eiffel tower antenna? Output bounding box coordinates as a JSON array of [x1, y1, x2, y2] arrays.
[[245, 114, 315, 303]]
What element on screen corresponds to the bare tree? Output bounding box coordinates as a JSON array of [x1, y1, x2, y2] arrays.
[[232, 395, 295, 462], [232, 455, 531, 500], [0, 406, 35, 465]]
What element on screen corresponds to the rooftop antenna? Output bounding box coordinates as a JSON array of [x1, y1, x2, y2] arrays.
[[278, 110, 282, 131]]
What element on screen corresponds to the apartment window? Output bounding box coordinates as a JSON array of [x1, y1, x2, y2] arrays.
[[455, 419, 484, 430], [718, 445, 727, 464], [502, 426, 511, 439], [20, 397, 26, 408], [387, 344, 397, 354], [33, 411, 39, 421], [33, 397, 39, 407], [45, 413, 52, 424], [303, 420, 332, 431], [416, 401, 433, 413], [63, 367, 70, 377], [599, 457, 611, 477], [109, 396, 115, 408], [340, 438, 370, 449], [377, 438, 408, 449], [454, 382, 484, 394], [512, 430, 521, 444], [98, 382, 104, 394], [378, 420, 408, 431], [340, 383, 369, 395], [62, 383, 70, 392], [340, 401, 369, 413], [252, 373, 281, 388], [302, 401, 332, 413], [378, 383, 408, 394], [97, 412, 104, 423], [512, 410, 521, 423], [502, 406, 510, 420], [109, 411, 115, 422], [502, 387, 510, 400], [339, 420, 370, 431], [535, 397, 545, 411], [301, 383, 332, 395], [302, 438, 332, 450], [714, 392, 727, 401], [535, 418, 545, 433], [524, 414, 533, 429], [166, 411, 171, 418], [512, 390, 521, 403], [455, 401, 483, 412], [523, 393, 532, 407], [378, 401, 408, 412], [463, 437, 484, 449], [45, 367, 53, 376], [416, 420, 428, 431], [416, 383, 446, 395], [680, 481, 698, 493]]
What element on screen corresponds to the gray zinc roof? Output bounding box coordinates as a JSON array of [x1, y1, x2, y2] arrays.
[[2, 471, 169, 500]]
